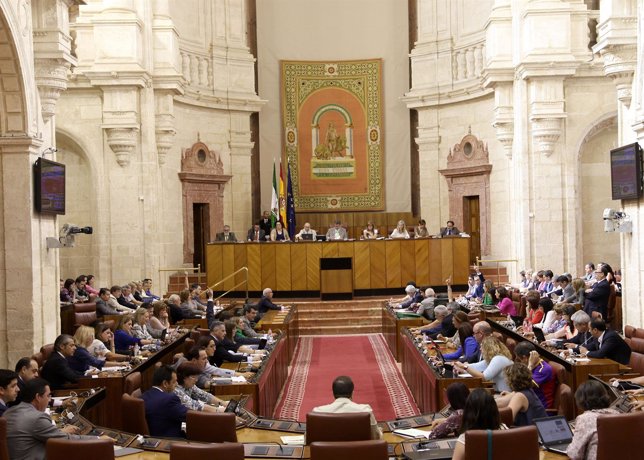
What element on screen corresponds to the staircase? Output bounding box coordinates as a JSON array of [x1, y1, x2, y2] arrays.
[[292, 299, 383, 335], [473, 265, 510, 285], [166, 272, 207, 296]]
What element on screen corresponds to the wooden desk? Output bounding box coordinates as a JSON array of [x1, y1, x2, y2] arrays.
[[206, 238, 471, 294], [76, 331, 189, 429], [256, 306, 299, 362], [381, 304, 426, 361], [400, 330, 484, 412]]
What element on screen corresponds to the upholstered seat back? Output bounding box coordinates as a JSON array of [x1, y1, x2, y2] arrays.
[[46, 438, 114, 460], [185, 411, 237, 443], [170, 442, 244, 460], [310, 440, 388, 460], [597, 411, 644, 460], [305, 412, 371, 444], [121, 393, 149, 435], [464, 426, 539, 460]]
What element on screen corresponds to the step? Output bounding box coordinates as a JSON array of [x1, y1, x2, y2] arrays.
[[293, 308, 382, 320], [299, 324, 383, 335], [297, 316, 381, 327]]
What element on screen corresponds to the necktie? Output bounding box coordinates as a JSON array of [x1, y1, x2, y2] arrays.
[[255, 231, 259, 241], [225, 234, 228, 241]]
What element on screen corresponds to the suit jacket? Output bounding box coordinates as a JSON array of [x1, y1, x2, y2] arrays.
[[258, 218, 272, 236], [95, 298, 119, 316], [563, 331, 596, 353], [4, 402, 94, 460], [247, 228, 266, 242], [141, 387, 188, 438], [212, 336, 245, 367], [440, 226, 460, 237], [312, 397, 382, 440], [584, 279, 611, 318], [326, 227, 348, 240], [586, 330, 631, 365], [40, 352, 83, 390], [257, 296, 280, 315], [215, 232, 238, 242]]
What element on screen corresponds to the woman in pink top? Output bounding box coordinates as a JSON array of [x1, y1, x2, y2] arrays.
[[495, 287, 516, 315], [85, 274, 100, 296]]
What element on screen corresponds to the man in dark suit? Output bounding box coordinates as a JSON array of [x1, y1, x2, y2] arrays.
[[563, 310, 595, 353], [247, 223, 266, 242], [141, 365, 188, 438], [0, 369, 19, 416], [208, 321, 245, 367], [581, 318, 631, 365], [583, 265, 611, 318], [258, 210, 272, 236], [440, 220, 460, 237], [9, 357, 38, 407], [215, 225, 238, 242], [40, 334, 84, 390], [257, 287, 281, 317]]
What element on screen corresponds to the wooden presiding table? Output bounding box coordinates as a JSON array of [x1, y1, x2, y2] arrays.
[[206, 238, 471, 294]]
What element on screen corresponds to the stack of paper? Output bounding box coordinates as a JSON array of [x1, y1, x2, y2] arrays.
[[393, 428, 431, 439], [280, 435, 304, 445]]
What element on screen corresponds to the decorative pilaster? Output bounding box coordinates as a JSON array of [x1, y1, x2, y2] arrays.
[[34, 58, 71, 121]]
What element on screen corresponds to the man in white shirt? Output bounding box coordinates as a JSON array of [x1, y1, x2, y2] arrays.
[[312, 375, 382, 439], [295, 222, 317, 241]]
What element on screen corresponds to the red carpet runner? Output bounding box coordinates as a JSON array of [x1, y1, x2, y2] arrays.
[[274, 334, 420, 422]]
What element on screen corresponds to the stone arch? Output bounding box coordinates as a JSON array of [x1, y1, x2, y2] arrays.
[[574, 112, 620, 271], [56, 130, 100, 280]]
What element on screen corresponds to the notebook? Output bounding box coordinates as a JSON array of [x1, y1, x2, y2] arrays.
[[533, 415, 574, 455]]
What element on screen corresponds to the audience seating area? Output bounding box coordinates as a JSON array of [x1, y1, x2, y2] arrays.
[[625, 325, 644, 375]]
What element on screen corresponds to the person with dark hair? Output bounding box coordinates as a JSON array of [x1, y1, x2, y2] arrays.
[[495, 363, 547, 426], [114, 314, 153, 354], [4, 378, 98, 459], [175, 363, 225, 412], [142, 278, 161, 301], [581, 318, 631, 365], [495, 286, 515, 315], [440, 220, 460, 237], [311, 375, 382, 440], [74, 275, 89, 301], [415, 219, 430, 238], [88, 323, 129, 362], [583, 265, 610, 319], [0, 369, 18, 415], [535, 297, 555, 330], [567, 380, 616, 460], [452, 388, 501, 460], [141, 365, 188, 437], [583, 262, 596, 282], [60, 278, 76, 303], [539, 270, 555, 296], [95, 287, 121, 316], [239, 305, 261, 338], [209, 321, 246, 367], [427, 383, 470, 439], [443, 322, 478, 362], [10, 357, 38, 407], [513, 341, 556, 409], [85, 274, 99, 297], [523, 290, 543, 326], [40, 334, 84, 390]]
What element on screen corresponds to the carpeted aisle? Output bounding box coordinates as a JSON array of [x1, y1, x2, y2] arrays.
[[274, 334, 420, 422]]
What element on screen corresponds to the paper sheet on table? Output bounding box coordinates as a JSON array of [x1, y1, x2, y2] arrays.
[[280, 435, 304, 445], [457, 372, 473, 378], [231, 376, 247, 383]]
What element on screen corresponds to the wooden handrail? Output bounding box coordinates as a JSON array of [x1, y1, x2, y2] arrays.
[[208, 267, 249, 302]]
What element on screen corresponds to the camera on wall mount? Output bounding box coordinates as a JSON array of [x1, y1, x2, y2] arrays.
[[603, 208, 632, 233], [46, 223, 93, 249]]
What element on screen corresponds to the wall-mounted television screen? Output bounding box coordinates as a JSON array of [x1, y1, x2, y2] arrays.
[[610, 142, 643, 201], [34, 157, 65, 215]]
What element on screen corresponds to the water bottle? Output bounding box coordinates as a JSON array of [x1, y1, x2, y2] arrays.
[[133, 343, 140, 356]]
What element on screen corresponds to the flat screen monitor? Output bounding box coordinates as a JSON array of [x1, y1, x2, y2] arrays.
[[610, 142, 643, 200], [34, 157, 65, 215]]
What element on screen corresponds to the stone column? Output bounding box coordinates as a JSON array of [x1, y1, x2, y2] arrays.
[[415, 109, 441, 233], [228, 111, 254, 233]]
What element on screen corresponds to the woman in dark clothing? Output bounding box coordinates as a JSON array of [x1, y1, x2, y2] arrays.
[[495, 362, 547, 426]]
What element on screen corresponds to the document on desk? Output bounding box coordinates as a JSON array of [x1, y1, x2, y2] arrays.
[[280, 435, 305, 445], [231, 376, 247, 383], [456, 372, 473, 378], [393, 428, 431, 439]]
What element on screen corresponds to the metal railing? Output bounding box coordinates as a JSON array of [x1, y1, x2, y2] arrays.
[[208, 266, 249, 302], [159, 265, 201, 295], [475, 257, 518, 283]]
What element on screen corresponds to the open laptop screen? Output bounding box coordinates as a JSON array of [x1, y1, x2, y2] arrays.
[[534, 416, 573, 445]]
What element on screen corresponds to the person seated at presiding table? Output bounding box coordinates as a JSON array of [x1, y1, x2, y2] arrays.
[[452, 336, 513, 392], [258, 210, 272, 236], [326, 220, 348, 240], [40, 334, 85, 390], [566, 380, 618, 460], [247, 223, 266, 242], [495, 363, 548, 426], [513, 341, 556, 410], [362, 221, 378, 239], [294, 222, 317, 241], [442, 322, 479, 363], [580, 318, 631, 365], [415, 219, 430, 238], [270, 221, 290, 241], [427, 382, 470, 439], [142, 365, 188, 438], [0, 369, 19, 416], [10, 357, 39, 407], [4, 378, 104, 460], [174, 362, 227, 412], [440, 220, 460, 237], [114, 314, 153, 355], [215, 224, 237, 242], [312, 375, 383, 440], [451, 388, 501, 460], [390, 219, 410, 239]]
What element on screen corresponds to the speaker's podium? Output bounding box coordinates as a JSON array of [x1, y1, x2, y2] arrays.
[[319, 257, 353, 300]]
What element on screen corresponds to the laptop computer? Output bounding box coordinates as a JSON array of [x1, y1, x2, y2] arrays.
[[532, 326, 546, 343], [300, 233, 314, 241], [533, 415, 574, 455], [589, 375, 634, 413]]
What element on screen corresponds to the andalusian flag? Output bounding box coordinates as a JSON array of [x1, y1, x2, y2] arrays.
[[279, 160, 287, 225], [271, 161, 278, 228]]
